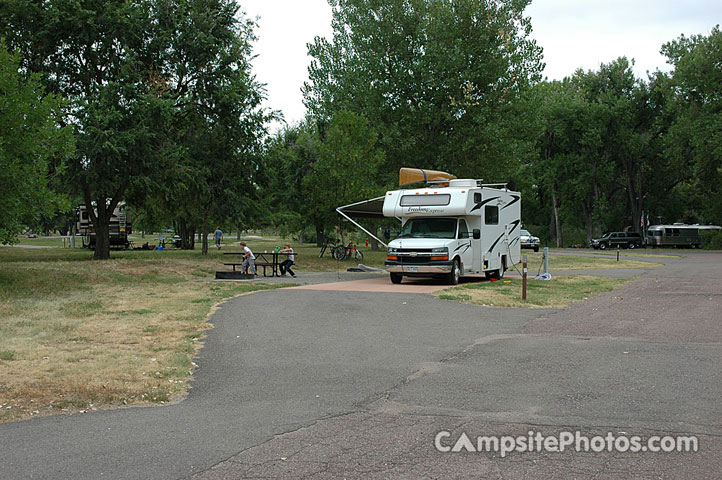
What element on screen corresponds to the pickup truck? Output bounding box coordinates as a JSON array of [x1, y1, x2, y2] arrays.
[[590, 232, 643, 250]]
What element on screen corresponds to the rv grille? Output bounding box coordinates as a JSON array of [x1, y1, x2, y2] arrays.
[[398, 257, 432, 264], [397, 248, 433, 253]]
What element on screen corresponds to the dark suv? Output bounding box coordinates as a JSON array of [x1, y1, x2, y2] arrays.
[[590, 232, 643, 250]]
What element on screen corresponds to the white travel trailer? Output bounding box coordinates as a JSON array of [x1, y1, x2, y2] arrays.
[[337, 168, 521, 284]]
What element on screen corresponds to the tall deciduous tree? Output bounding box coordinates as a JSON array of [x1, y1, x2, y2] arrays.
[[1, 0, 174, 258], [1, 0, 269, 257], [145, 0, 271, 254], [662, 26, 722, 224], [304, 0, 543, 181], [0, 42, 74, 244], [263, 112, 384, 244], [305, 110, 385, 243]]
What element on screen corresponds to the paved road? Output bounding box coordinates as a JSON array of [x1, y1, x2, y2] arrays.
[[0, 252, 720, 479]]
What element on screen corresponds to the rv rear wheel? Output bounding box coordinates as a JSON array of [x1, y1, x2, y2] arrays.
[[390, 273, 403, 284]]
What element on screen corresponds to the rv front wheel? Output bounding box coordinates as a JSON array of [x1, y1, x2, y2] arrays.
[[447, 259, 461, 285], [390, 273, 403, 284]]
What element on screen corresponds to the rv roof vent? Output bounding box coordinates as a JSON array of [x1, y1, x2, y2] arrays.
[[449, 179, 476, 188]]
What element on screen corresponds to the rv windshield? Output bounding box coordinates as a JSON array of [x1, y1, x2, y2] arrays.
[[397, 218, 457, 239]]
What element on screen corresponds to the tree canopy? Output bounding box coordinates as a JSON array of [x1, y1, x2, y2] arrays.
[[0, 42, 74, 244], [304, 0, 544, 181], [0, 1, 719, 249], [0, 0, 270, 256]]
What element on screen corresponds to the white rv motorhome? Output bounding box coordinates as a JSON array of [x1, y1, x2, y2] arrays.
[[337, 168, 521, 285]]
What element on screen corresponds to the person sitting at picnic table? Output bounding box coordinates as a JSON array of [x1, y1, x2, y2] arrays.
[[240, 242, 256, 275], [279, 244, 296, 277], [214, 226, 223, 250]]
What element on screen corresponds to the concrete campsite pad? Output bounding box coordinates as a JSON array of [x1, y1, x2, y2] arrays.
[[286, 274, 475, 294]]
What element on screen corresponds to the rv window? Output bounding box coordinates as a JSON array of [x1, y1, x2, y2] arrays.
[[473, 192, 481, 203], [397, 218, 457, 239], [82, 212, 88, 220], [458, 220, 470, 239], [485, 206, 498, 225], [400, 194, 451, 207]]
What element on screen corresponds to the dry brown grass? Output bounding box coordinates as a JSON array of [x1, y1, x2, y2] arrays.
[[0, 248, 280, 422]]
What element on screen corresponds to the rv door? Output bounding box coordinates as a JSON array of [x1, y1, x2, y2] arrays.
[[472, 227, 482, 272]]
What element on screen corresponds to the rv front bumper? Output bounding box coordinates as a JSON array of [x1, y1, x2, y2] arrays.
[[385, 263, 453, 274]]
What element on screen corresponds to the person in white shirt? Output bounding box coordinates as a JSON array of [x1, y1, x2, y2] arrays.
[[279, 244, 296, 277], [240, 242, 256, 275]]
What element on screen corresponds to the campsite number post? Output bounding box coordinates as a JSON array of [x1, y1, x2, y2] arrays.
[[522, 255, 527, 301]]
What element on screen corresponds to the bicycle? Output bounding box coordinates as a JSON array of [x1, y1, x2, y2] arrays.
[[334, 241, 364, 261], [319, 236, 341, 258]]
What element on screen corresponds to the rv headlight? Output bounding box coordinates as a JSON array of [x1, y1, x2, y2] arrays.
[[387, 247, 398, 254], [431, 247, 448, 254]]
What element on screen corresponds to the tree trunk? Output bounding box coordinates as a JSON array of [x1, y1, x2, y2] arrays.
[[201, 216, 208, 255], [315, 224, 325, 246], [627, 181, 642, 233], [189, 226, 195, 249], [551, 184, 562, 248], [370, 225, 379, 251], [339, 218, 345, 246], [93, 202, 111, 260], [179, 217, 192, 249], [581, 200, 594, 244], [298, 231, 304, 245]]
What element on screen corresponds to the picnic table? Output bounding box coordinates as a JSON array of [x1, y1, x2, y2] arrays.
[[222, 251, 295, 277]]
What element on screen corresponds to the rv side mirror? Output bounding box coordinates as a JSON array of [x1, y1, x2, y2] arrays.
[[472, 229, 481, 240]]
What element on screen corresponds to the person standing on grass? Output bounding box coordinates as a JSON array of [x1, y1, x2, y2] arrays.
[[240, 242, 256, 275], [214, 227, 223, 249], [279, 244, 296, 277]]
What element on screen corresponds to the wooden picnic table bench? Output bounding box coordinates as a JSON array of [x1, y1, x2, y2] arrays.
[[222, 251, 296, 277]]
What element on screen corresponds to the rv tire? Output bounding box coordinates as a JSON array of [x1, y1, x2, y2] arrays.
[[485, 263, 506, 281], [390, 273, 403, 284], [447, 259, 461, 285]]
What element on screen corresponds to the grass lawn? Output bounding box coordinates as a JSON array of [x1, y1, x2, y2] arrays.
[[0, 235, 660, 423], [437, 275, 627, 309], [523, 251, 661, 270], [580, 250, 682, 259], [0, 246, 284, 422]]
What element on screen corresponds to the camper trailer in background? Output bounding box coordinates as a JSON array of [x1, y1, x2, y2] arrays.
[[75, 202, 132, 249], [646, 223, 721, 248]]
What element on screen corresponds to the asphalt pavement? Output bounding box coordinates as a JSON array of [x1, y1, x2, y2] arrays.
[[0, 251, 720, 479]]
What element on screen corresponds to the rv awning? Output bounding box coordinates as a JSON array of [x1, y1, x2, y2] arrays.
[[337, 196, 385, 219], [336, 196, 387, 247]]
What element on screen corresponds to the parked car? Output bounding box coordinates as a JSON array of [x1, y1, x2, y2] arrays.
[[590, 231, 643, 250], [520, 229, 540, 252]]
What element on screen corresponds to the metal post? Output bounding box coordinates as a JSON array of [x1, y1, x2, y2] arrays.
[[616, 246, 620, 262], [522, 255, 527, 300], [542, 247, 549, 274]]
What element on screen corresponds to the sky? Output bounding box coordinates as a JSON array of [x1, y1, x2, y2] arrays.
[[241, 0, 721, 128]]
